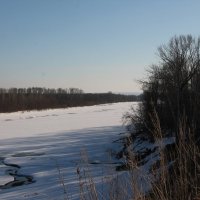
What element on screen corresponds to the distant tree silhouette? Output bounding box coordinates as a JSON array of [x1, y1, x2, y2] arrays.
[[0, 87, 139, 112]]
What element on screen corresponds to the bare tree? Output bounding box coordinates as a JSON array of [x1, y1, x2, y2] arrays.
[[131, 35, 200, 141]]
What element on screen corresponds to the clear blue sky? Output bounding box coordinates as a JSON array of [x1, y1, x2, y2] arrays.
[[0, 0, 200, 93]]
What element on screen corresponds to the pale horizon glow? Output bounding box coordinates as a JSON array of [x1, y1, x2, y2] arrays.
[[0, 0, 200, 93]]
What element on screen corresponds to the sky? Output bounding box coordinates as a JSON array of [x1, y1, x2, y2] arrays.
[[0, 0, 200, 93]]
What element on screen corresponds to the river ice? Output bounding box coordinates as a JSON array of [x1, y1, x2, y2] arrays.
[[0, 102, 136, 200]]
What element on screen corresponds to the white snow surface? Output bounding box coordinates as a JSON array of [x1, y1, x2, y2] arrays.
[[0, 102, 137, 200]]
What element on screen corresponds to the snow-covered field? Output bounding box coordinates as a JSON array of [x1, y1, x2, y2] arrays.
[[0, 102, 136, 200]]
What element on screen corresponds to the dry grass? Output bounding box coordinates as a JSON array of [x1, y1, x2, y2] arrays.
[[144, 110, 200, 200]]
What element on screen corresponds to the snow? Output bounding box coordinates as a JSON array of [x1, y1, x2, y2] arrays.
[[0, 102, 137, 200], [0, 103, 134, 140]]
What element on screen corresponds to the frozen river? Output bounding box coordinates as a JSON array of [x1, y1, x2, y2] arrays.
[[0, 102, 136, 200]]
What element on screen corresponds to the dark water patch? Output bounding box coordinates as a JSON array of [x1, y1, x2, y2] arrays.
[[12, 152, 45, 157], [94, 109, 114, 113], [0, 158, 35, 189], [26, 116, 34, 119], [89, 160, 123, 165], [4, 119, 13, 122]]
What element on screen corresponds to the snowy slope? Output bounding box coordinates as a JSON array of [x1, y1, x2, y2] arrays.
[[0, 102, 137, 200]]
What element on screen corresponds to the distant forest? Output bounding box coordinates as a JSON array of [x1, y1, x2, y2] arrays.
[[0, 87, 140, 113]]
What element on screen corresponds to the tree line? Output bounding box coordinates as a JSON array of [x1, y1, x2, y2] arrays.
[[0, 87, 139, 112], [0, 87, 84, 95]]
